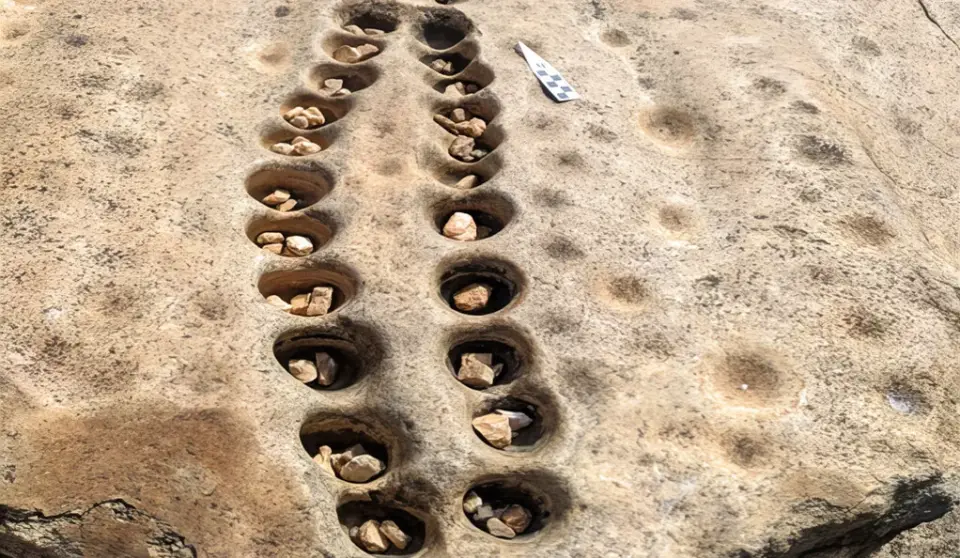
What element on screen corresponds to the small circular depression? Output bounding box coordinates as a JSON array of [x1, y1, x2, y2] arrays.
[[245, 164, 334, 210], [258, 266, 358, 317], [307, 62, 380, 96], [437, 258, 523, 316], [416, 9, 473, 49], [462, 479, 551, 540], [338, 2, 401, 35], [420, 51, 474, 76], [471, 396, 546, 451], [431, 194, 513, 242], [337, 500, 428, 555], [246, 214, 334, 257], [445, 327, 529, 390], [274, 326, 382, 390], [300, 417, 390, 484]]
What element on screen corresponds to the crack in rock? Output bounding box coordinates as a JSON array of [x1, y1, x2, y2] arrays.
[[0, 499, 196, 558], [917, 0, 960, 53]]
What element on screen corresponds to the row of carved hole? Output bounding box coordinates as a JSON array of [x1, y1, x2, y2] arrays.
[[257, 259, 522, 317], [334, 476, 556, 554]]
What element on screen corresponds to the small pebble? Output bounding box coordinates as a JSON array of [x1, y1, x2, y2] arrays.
[[444, 83, 464, 97], [339, 454, 384, 483], [364, 28, 385, 35], [465, 83, 478, 93], [343, 24, 364, 35], [433, 114, 459, 135], [454, 117, 486, 138], [486, 517, 516, 539], [442, 212, 477, 241], [290, 115, 310, 129], [500, 505, 532, 534], [496, 409, 533, 430], [289, 293, 311, 315], [454, 174, 479, 189], [293, 139, 322, 155], [450, 108, 469, 123], [283, 235, 314, 257], [356, 43, 380, 58], [333, 45, 363, 63], [449, 135, 475, 160], [472, 413, 512, 448], [283, 106, 306, 120], [261, 243, 284, 255], [315, 351, 337, 386], [331, 444, 368, 474], [256, 232, 285, 245], [332, 87, 351, 96], [271, 142, 295, 155], [306, 286, 334, 316], [458, 353, 500, 389], [430, 58, 454, 74], [313, 445, 335, 475], [266, 295, 291, 310], [470, 147, 489, 160], [276, 199, 298, 212], [453, 283, 493, 312], [357, 520, 390, 553], [378, 520, 410, 550], [463, 491, 483, 514], [474, 504, 495, 522], [262, 189, 291, 205], [323, 78, 344, 92], [288, 359, 318, 383]]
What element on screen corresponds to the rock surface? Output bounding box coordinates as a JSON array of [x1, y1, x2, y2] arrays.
[[3, 0, 960, 557]]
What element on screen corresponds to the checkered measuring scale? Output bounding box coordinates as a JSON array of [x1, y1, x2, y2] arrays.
[[515, 41, 580, 102]]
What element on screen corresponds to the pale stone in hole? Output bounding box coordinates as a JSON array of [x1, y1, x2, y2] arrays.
[[271, 142, 295, 155], [357, 520, 390, 553], [454, 117, 486, 138], [472, 413, 512, 448], [289, 293, 310, 315], [454, 174, 479, 189], [500, 504, 532, 534], [486, 517, 516, 539], [433, 114, 459, 135], [442, 212, 477, 241], [288, 358, 318, 383], [266, 295, 291, 310], [333, 45, 363, 63], [283, 106, 306, 120], [453, 283, 493, 312], [283, 235, 314, 257], [322, 78, 344, 93], [262, 189, 290, 205], [256, 232, 285, 245], [276, 199, 297, 212], [470, 147, 489, 160], [463, 491, 482, 514], [339, 454, 384, 482], [474, 504, 494, 521], [430, 58, 454, 74], [315, 351, 337, 386], [333, 88, 351, 97], [261, 243, 284, 255], [306, 286, 333, 316], [378, 520, 409, 550], [364, 28, 385, 36], [343, 24, 364, 35], [356, 43, 380, 59], [449, 135, 475, 160], [292, 139, 321, 155], [450, 108, 469, 123], [289, 115, 310, 129], [331, 444, 368, 474], [495, 409, 532, 430], [458, 353, 501, 389], [312, 445, 334, 475], [444, 83, 464, 97]]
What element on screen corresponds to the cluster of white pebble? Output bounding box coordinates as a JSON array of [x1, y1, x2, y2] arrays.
[[313, 443, 384, 483], [271, 136, 322, 156], [255, 231, 314, 256], [283, 106, 326, 130], [350, 519, 411, 554]]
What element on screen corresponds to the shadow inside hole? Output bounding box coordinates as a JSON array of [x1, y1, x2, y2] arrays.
[[339, 1, 402, 34], [474, 397, 544, 450], [447, 339, 521, 389], [343, 14, 399, 34], [300, 420, 390, 482], [464, 480, 550, 537], [434, 209, 505, 240], [417, 9, 472, 49], [245, 165, 334, 209], [438, 264, 518, 316], [337, 501, 427, 555], [274, 334, 366, 390]]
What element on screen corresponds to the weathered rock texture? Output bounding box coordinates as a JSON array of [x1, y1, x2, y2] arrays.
[[1, 0, 960, 556]]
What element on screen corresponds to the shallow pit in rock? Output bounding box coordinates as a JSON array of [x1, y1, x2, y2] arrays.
[[274, 327, 382, 390], [246, 214, 334, 257], [258, 266, 357, 316], [306, 62, 381, 95], [446, 329, 526, 390], [415, 8, 473, 49], [337, 500, 428, 555], [245, 163, 334, 210], [437, 258, 523, 316], [463, 478, 551, 539], [300, 417, 391, 484]]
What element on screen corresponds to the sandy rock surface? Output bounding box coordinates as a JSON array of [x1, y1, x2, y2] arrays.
[[2, 0, 960, 556]]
